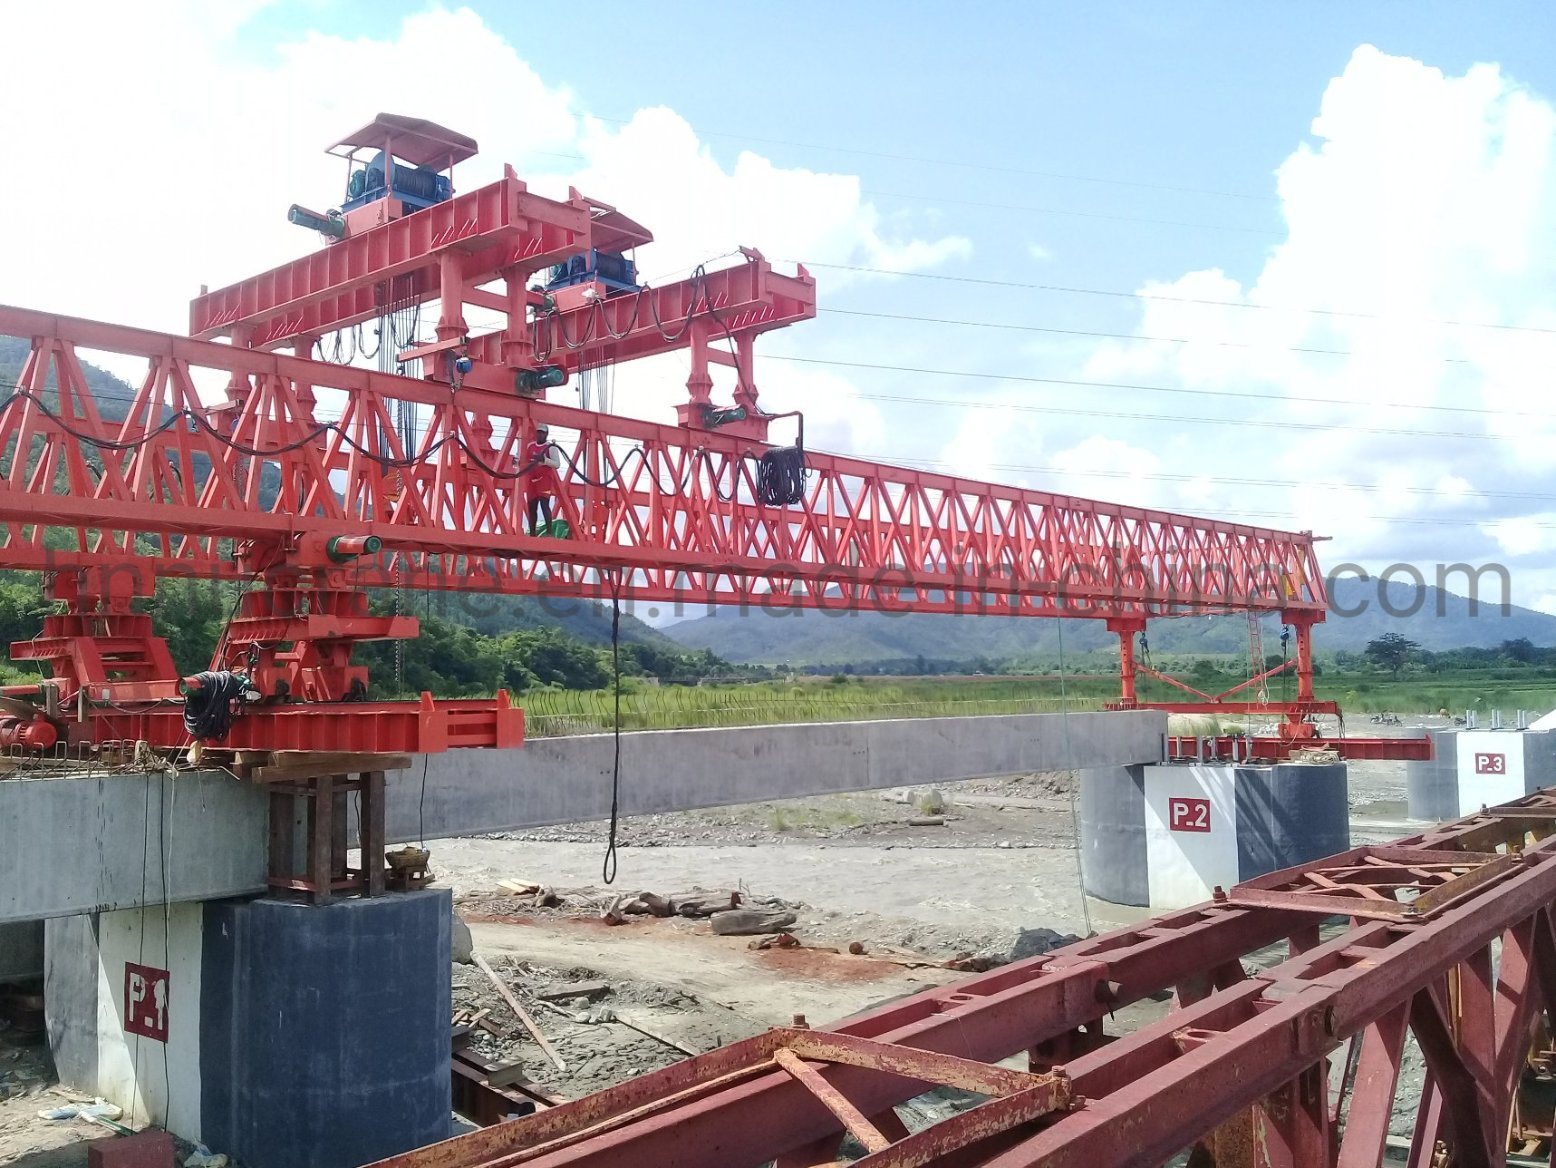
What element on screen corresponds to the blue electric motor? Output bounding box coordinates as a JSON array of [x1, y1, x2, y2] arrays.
[[541, 250, 639, 295]]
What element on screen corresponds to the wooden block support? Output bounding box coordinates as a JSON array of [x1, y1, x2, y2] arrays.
[[265, 768, 388, 903]]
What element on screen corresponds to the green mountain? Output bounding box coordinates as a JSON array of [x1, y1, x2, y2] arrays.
[[660, 577, 1556, 667], [0, 334, 138, 411]]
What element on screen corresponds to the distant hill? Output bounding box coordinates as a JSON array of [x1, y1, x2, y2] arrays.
[[0, 334, 140, 415], [660, 576, 1556, 666], [418, 591, 674, 649]]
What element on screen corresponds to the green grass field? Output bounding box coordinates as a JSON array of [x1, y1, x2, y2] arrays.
[[518, 667, 1556, 737]]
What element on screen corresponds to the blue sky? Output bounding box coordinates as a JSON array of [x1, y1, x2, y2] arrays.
[[7, 3, 1556, 612], [231, 1, 1555, 293]]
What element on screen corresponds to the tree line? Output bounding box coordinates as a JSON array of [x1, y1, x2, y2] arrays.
[[1353, 634, 1556, 679], [0, 575, 755, 694]]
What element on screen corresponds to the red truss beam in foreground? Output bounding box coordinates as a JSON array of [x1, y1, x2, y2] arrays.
[[0, 306, 1326, 624], [367, 789, 1556, 1168]]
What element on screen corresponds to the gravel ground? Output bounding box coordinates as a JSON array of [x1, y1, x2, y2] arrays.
[[438, 756, 1451, 1146]]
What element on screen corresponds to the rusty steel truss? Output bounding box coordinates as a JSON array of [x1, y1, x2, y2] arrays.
[[366, 789, 1556, 1168]]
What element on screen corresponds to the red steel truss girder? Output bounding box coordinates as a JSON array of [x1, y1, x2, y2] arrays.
[[0, 306, 1326, 621], [189, 172, 594, 346], [370, 793, 1556, 1168]]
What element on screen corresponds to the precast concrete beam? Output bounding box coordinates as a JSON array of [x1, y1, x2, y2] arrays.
[[3, 710, 1166, 924]]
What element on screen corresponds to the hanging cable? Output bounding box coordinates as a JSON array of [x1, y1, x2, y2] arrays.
[[533, 264, 713, 362], [602, 573, 623, 885], [1280, 624, 1292, 705]]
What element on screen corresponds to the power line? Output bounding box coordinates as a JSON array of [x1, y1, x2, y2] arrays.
[[846, 383, 1494, 442], [527, 154, 1273, 236], [771, 354, 1549, 427], [592, 116, 1274, 203], [799, 261, 1556, 339], [925, 459, 1556, 507], [861, 189, 1279, 236], [11, 361, 1547, 531], [192, 389, 1556, 510], [875, 452, 1544, 530], [818, 307, 1473, 366]]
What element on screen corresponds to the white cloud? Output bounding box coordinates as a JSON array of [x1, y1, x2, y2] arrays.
[[959, 45, 1556, 606], [0, 0, 964, 439], [1048, 437, 1162, 509], [1485, 514, 1556, 558]]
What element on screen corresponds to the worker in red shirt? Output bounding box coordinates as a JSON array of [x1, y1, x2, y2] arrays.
[[525, 424, 563, 535]]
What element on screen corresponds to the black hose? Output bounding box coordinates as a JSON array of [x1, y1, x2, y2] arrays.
[[182, 670, 247, 741], [755, 445, 807, 506]]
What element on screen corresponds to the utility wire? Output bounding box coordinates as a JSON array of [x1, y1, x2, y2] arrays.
[[775, 352, 1553, 421], [817, 307, 1472, 367], [771, 366, 1538, 443], [590, 115, 1273, 202], [870, 452, 1550, 529], [861, 188, 1279, 235], [14, 340, 1542, 453], [924, 460, 1556, 507], [1053, 618, 1092, 938], [796, 261, 1556, 338], [3, 376, 1548, 524], [603, 574, 623, 885]]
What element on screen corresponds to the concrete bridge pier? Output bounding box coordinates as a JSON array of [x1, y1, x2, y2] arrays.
[[1408, 728, 1556, 820], [1078, 762, 1350, 909], [45, 890, 452, 1168]]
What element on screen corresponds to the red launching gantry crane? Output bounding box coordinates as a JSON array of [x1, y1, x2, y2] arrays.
[[0, 114, 1417, 764]]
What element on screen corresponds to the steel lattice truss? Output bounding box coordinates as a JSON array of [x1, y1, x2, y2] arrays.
[[365, 790, 1556, 1168], [0, 305, 1324, 622]]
